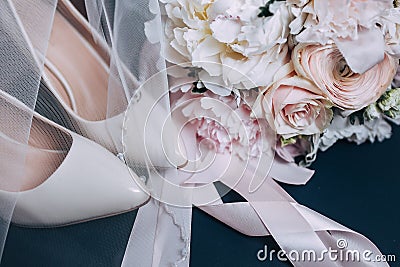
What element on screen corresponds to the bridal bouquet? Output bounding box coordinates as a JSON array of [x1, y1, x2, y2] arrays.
[[152, 0, 400, 167]]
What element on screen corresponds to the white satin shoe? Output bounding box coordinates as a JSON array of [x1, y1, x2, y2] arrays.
[[0, 90, 149, 227], [36, 0, 187, 168]]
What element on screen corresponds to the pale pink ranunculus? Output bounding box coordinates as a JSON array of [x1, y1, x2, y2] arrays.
[[293, 44, 398, 110], [253, 63, 333, 138]]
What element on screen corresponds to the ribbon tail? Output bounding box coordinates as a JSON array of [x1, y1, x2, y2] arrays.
[[244, 179, 389, 267], [121, 199, 162, 267], [269, 157, 315, 185], [199, 202, 271, 236], [200, 192, 389, 266], [122, 199, 192, 267]]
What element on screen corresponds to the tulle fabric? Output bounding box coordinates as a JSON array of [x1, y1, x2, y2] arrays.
[[84, 0, 170, 153], [0, 0, 57, 257], [83, 0, 168, 111], [84, 1, 193, 265]]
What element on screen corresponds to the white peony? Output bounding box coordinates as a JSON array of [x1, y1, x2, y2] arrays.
[[378, 7, 400, 58], [287, 0, 400, 74], [160, 0, 291, 89]]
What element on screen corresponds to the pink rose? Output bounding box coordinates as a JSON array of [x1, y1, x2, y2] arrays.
[[293, 44, 398, 110], [254, 64, 333, 138]]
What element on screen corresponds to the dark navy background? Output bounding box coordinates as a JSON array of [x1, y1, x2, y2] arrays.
[[1, 1, 399, 266]]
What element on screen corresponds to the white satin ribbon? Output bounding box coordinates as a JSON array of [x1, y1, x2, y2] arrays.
[[122, 145, 389, 267], [122, 198, 192, 267]]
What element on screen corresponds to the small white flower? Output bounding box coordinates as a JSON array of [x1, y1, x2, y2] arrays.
[[320, 113, 392, 151], [377, 87, 400, 118]]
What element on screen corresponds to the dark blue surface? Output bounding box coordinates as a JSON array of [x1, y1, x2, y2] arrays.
[[1, 125, 399, 267]]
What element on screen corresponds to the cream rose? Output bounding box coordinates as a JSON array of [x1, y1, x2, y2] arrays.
[[160, 0, 291, 89], [253, 64, 333, 138], [293, 44, 398, 110]]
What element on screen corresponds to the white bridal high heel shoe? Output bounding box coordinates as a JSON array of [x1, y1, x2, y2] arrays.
[[0, 90, 149, 227], [36, 0, 186, 168]]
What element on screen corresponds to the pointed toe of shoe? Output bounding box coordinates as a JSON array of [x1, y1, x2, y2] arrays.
[[10, 132, 149, 227]]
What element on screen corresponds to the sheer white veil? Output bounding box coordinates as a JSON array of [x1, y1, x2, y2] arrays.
[[0, 0, 164, 259], [84, 1, 192, 266], [0, 0, 57, 258], [84, 0, 171, 160], [84, 0, 169, 113]]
